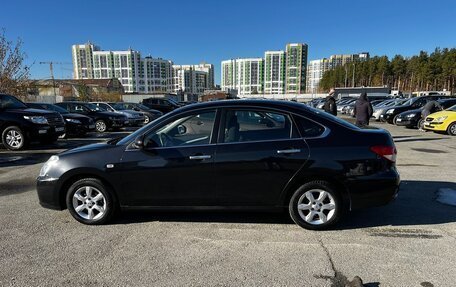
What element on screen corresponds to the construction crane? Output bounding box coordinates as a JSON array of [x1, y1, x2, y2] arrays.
[[39, 61, 72, 96]]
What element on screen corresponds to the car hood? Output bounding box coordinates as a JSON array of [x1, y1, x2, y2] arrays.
[[399, 108, 421, 116], [63, 113, 92, 120], [60, 142, 113, 157], [5, 108, 55, 116], [428, 110, 456, 119]]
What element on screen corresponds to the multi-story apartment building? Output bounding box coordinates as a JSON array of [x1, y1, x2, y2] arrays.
[[72, 43, 212, 94], [306, 58, 330, 93], [72, 43, 100, 79], [264, 51, 286, 94], [306, 52, 370, 93], [172, 65, 212, 95], [221, 58, 264, 95], [285, 43, 308, 94]]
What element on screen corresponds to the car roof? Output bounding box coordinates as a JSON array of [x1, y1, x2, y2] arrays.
[[176, 99, 309, 113]]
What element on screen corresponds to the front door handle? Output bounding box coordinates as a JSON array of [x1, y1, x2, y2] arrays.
[[277, 149, 301, 154], [189, 155, 212, 160]]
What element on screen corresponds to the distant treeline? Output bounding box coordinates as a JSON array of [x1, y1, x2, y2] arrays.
[[319, 48, 456, 94]]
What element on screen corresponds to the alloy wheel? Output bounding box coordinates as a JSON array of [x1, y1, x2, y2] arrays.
[[6, 130, 23, 148], [297, 189, 336, 225], [72, 186, 107, 220], [144, 115, 150, 124], [96, 120, 107, 132]]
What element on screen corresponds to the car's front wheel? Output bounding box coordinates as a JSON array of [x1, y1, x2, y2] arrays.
[[447, 122, 456, 136], [289, 181, 342, 230], [144, 115, 150, 124], [66, 178, 117, 225], [95, 120, 107, 133], [2, 126, 27, 150]]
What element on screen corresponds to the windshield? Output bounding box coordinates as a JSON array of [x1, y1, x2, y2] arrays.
[[447, 104, 456, 112], [136, 103, 149, 110], [85, 103, 106, 112], [1, 94, 28, 109], [49, 104, 69, 114], [112, 103, 126, 110]]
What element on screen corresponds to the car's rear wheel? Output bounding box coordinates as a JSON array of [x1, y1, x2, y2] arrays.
[[289, 181, 342, 230], [95, 120, 107, 133], [66, 178, 117, 225], [2, 126, 27, 150], [447, 122, 456, 136], [144, 115, 150, 124]]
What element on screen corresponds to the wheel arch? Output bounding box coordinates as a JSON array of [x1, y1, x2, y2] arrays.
[[58, 169, 120, 209], [281, 172, 352, 211]]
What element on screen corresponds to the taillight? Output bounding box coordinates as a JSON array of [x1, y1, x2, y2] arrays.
[[370, 145, 397, 163]]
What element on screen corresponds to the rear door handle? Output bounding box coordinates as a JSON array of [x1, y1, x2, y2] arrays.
[[277, 149, 301, 154], [189, 155, 212, 160]]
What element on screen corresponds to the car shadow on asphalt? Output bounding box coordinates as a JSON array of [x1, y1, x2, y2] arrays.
[[113, 180, 456, 229]]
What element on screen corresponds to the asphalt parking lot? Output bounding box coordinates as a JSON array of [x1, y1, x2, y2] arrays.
[[0, 119, 455, 287]]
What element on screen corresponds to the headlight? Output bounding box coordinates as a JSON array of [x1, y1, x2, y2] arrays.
[[24, 116, 48, 124], [435, 116, 448, 122], [65, 118, 81, 124], [386, 109, 395, 114], [39, 155, 59, 177], [406, 113, 417, 118]]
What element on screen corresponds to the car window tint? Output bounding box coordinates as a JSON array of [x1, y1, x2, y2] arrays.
[[223, 110, 293, 143], [144, 110, 216, 148], [294, 116, 325, 137]]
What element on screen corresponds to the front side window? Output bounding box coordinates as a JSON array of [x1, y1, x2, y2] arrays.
[[223, 109, 293, 143], [144, 110, 216, 148]]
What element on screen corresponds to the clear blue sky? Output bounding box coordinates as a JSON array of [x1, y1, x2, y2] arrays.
[[1, 0, 455, 84]]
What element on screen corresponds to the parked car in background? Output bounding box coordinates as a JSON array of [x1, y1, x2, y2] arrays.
[[90, 102, 145, 127], [373, 99, 407, 121], [381, 95, 453, 124], [337, 98, 356, 113], [142, 98, 180, 113], [0, 94, 65, 150], [113, 102, 163, 124], [55, 102, 128, 133], [37, 100, 400, 230], [27, 103, 95, 137], [423, 104, 456, 135], [395, 99, 456, 129]]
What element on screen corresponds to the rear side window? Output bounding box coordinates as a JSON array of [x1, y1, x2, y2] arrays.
[[293, 116, 325, 138], [223, 109, 295, 143]]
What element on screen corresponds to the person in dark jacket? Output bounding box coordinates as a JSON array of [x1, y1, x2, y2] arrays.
[[323, 88, 337, 116], [353, 92, 373, 127], [420, 100, 443, 130]]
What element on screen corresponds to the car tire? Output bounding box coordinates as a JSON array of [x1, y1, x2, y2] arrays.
[[392, 115, 399, 125], [2, 126, 27, 151], [144, 115, 150, 124], [447, 122, 456, 136], [289, 180, 342, 230], [417, 118, 425, 130], [66, 178, 117, 225], [95, 120, 107, 133]]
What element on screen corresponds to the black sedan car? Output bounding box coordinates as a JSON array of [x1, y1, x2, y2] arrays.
[[395, 98, 456, 129], [111, 102, 163, 124], [55, 102, 128, 132], [381, 95, 452, 124], [27, 103, 96, 137], [37, 100, 400, 230]]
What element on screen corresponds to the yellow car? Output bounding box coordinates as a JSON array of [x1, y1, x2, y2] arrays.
[[423, 104, 456, 135]]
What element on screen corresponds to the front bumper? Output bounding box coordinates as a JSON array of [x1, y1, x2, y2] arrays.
[[28, 125, 66, 139], [395, 117, 419, 127], [66, 123, 96, 135], [381, 113, 395, 123], [423, 121, 446, 131], [36, 176, 64, 210], [109, 119, 129, 128], [346, 169, 400, 210]]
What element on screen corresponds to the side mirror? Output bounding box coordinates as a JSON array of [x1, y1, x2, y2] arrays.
[[134, 136, 144, 149], [177, 124, 187, 135]]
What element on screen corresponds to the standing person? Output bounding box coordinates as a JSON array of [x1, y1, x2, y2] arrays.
[[323, 88, 337, 116], [353, 92, 373, 127], [420, 100, 443, 130]]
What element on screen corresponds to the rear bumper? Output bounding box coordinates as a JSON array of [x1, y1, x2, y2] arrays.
[[36, 176, 64, 210], [346, 169, 400, 210]]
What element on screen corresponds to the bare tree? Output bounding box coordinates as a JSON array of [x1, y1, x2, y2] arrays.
[[0, 29, 30, 99]]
